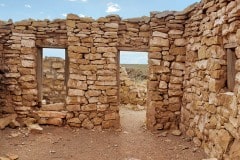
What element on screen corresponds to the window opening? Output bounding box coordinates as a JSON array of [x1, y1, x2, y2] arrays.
[[227, 48, 236, 92]]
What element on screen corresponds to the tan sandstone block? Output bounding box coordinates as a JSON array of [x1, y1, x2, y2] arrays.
[[68, 46, 89, 53], [174, 38, 186, 46], [68, 89, 84, 96], [66, 20, 75, 28], [82, 104, 97, 111], [35, 111, 67, 118], [229, 140, 240, 160], [150, 37, 169, 47], [105, 112, 116, 120], [41, 103, 64, 111]]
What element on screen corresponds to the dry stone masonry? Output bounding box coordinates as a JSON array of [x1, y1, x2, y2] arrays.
[[0, 0, 240, 159], [42, 57, 66, 104], [119, 66, 147, 107]]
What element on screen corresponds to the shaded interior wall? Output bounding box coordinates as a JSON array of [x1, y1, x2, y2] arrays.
[[181, 0, 240, 159], [119, 66, 147, 106], [0, 21, 14, 116], [42, 57, 66, 104]]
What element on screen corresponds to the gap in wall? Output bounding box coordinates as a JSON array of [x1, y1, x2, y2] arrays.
[[42, 48, 66, 105], [119, 51, 148, 132]]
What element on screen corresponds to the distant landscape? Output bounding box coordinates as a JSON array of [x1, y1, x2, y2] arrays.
[[121, 64, 148, 81]]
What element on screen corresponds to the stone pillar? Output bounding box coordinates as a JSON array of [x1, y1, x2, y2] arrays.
[[66, 14, 120, 130]]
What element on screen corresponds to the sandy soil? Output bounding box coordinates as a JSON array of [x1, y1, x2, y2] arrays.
[[0, 108, 207, 160]]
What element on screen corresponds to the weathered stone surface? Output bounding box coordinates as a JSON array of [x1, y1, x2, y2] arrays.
[[229, 140, 240, 160], [27, 124, 43, 133], [39, 118, 63, 126], [152, 31, 168, 38], [41, 103, 64, 111], [35, 111, 67, 118], [67, 118, 81, 124], [150, 37, 169, 47], [171, 129, 182, 136], [0, 114, 18, 129], [68, 46, 89, 53], [82, 118, 94, 129], [21, 39, 35, 48], [174, 38, 186, 46]]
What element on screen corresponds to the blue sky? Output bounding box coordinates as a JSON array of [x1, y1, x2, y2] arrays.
[[43, 49, 147, 64], [0, 0, 200, 21], [2, 0, 200, 64]]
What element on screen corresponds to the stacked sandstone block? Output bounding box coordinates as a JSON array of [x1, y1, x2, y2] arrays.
[[42, 57, 66, 104], [65, 14, 120, 129], [181, 0, 240, 159], [147, 11, 187, 130], [119, 66, 146, 106]]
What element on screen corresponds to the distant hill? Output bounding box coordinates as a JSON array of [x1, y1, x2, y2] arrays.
[[121, 64, 148, 81]]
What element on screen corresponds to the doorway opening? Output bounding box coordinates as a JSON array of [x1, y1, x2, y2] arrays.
[[119, 51, 148, 132], [37, 48, 68, 107]]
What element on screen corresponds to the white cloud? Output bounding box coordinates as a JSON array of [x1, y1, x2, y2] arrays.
[[67, 0, 87, 2], [79, 14, 85, 17], [61, 13, 67, 17], [106, 2, 120, 13], [0, 3, 5, 7], [25, 4, 31, 8]]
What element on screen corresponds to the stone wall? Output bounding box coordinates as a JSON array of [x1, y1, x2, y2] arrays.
[[41, 60, 147, 107], [42, 57, 66, 104], [1, 0, 240, 158], [120, 66, 146, 106], [146, 11, 187, 130], [181, 0, 240, 159], [0, 14, 184, 131]]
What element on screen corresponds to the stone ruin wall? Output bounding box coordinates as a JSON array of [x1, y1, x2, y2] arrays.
[[181, 0, 240, 159], [42, 57, 147, 107], [0, 0, 240, 158], [119, 66, 147, 107], [42, 57, 66, 104], [0, 12, 185, 131]]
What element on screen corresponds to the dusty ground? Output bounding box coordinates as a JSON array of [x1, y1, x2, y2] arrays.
[[0, 108, 207, 160]]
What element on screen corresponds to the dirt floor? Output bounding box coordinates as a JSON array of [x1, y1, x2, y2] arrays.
[[0, 108, 207, 160]]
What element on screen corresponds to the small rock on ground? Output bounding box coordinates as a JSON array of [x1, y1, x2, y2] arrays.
[[171, 130, 182, 136], [28, 124, 43, 133], [6, 153, 19, 160], [158, 131, 168, 137]]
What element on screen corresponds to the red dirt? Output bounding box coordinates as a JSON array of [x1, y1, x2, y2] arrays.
[[0, 108, 207, 160]]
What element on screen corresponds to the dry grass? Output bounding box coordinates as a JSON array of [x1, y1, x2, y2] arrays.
[[121, 64, 148, 81]]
